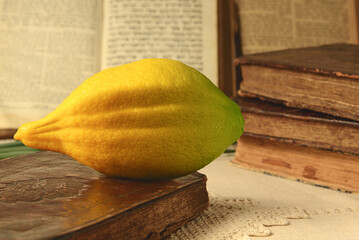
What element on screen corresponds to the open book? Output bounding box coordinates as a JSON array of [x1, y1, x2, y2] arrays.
[[0, 0, 218, 131], [1, 0, 359, 136], [235, 0, 359, 55]]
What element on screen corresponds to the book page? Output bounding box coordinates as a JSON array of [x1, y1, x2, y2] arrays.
[[101, 0, 218, 85], [235, 0, 359, 55], [0, 0, 102, 129]]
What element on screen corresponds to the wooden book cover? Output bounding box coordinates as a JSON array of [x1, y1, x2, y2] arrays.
[[232, 135, 359, 193], [0, 151, 208, 240], [235, 97, 359, 155], [235, 43, 359, 121]]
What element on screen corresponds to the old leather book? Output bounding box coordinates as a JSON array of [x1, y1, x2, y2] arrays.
[[0, 151, 208, 240], [233, 135, 359, 193], [235, 43, 359, 121], [235, 97, 359, 155]]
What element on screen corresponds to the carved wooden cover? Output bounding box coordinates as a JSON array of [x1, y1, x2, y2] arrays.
[[0, 151, 207, 239]]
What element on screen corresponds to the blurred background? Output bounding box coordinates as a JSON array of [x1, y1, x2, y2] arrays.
[[0, 0, 358, 135]]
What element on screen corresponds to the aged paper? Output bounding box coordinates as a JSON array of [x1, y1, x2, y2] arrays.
[[0, 0, 217, 130], [101, 0, 218, 84], [0, 0, 103, 128], [236, 0, 359, 55]]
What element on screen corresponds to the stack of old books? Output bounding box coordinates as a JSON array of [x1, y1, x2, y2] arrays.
[[233, 43, 359, 192]]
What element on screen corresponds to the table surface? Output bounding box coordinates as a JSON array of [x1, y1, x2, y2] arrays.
[[192, 151, 359, 240]]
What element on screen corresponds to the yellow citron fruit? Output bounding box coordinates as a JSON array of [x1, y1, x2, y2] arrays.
[[14, 59, 244, 179]]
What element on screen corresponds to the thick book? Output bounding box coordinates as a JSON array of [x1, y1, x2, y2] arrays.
[[0, 151, 208, 240], [235, 44, 359, 121], [235, 97, 359, 155], [232, 135, 359, 193]]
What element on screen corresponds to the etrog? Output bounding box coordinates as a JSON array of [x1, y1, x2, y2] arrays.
[[14, 59, 244, 179]]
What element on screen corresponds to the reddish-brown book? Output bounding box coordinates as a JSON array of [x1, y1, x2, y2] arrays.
[[232, 135, 359, 193], [0, 151, 208, 240], [235, 97, 359, 155], [235, 43, 359, 121]]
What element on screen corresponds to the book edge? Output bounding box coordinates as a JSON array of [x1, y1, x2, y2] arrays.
[[234, 43, 359, 79], [233, 136, 359, 193], [53, 176, 209, 240]]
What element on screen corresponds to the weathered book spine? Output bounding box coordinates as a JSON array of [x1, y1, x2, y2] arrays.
[[235, 43, 359, 121], [235, 43, 359, 79], [233, 135, 359, 193], [235, 97, 359, 155]]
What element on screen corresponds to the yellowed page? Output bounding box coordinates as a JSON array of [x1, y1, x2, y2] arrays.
[[101, 0, 218, 85], [236, 0, 359, 55], [0, 0, 102, 129]]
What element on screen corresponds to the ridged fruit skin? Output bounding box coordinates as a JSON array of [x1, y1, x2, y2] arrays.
[[14, 59, 244, 179]]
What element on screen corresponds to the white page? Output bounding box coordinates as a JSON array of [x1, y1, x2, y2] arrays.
[[101, 0, 218, 85], [236, 0, 359, 55], [0, 0, 102, 129]]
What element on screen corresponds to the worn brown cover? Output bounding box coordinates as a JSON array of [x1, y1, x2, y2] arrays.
[[236, 96, 356, 122], [234, 43, 359, 121], [0, 151, 208, 240], [233, 135, 359, 193], [235, 43, 359, 79], [235, 97, 359, 154]]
